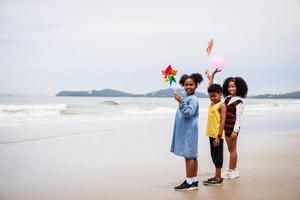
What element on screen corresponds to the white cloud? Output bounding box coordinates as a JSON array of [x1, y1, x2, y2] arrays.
[[0, 0, 300, 95]]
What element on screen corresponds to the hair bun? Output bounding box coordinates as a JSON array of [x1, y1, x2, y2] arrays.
[[179, 73, 203, 86], [191, 73, 203, 84]]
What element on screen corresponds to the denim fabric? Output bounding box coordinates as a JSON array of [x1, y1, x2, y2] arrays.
[[170, 94, 199, 158]]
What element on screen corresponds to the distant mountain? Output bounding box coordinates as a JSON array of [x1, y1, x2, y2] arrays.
[[56, 89, 300, 99], [56, 88, 208, 98], [56, 89, 143, 97], [145, 88, 208, 98], [250, 91, 300, 99]]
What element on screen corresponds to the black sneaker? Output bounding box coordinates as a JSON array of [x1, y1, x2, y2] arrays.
[[193, 181, 199, 190], [202, 177, 223, 185], [174, 180, 195, 191]]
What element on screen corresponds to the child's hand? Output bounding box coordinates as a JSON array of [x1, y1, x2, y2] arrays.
[[212, 68, 222, 75], [174, 93, 182, 103], [213, 137, 220, 147], [231, 132, 238, 139], [205, 68, 221, 79], [205, 69, 211, 80]]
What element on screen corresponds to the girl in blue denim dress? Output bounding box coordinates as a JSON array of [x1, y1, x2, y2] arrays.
[[171, 73, 203, 191]]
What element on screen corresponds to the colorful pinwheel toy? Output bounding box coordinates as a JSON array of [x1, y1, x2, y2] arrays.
[[162, 65, 177, 86]]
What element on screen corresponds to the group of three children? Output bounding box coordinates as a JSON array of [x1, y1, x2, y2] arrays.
[[170, 69, 248, 191]]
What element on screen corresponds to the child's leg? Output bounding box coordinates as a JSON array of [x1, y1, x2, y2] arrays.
[[193, 158, 198, 177], [185, 158, 196, 178], [216, 168, 222, 179], [174, 158, 197, 190], [215, 139, 223, 179], [210, 137, 223, 179], [225, 136, 237, 170]]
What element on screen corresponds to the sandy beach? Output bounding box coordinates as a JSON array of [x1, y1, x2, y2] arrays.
[[0, 122, 299, 200], [1, 0, 300, 198], [1, 97, 300, 200]]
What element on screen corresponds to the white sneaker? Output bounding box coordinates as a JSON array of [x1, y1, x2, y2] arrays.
[[221, 169, 231, 179], [234, 169, 240, 178], [228, 169, 239, 179]]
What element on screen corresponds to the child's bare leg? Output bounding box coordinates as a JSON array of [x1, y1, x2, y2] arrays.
[[193, 158, 198, 177], [185, 158, 188, 177], [215, 168, 222, 179], [225, 136, 237, 170], [185, 158, 195, 177], [229, 139, 237, 169]]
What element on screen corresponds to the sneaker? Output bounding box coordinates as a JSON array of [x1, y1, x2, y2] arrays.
[[193, 181, 199, 190], [174, 180, 195, 191], [222, 169, 231, 179], [228, 169, 239, 179], [234, 169, 240, 178], [202, 177, 223, 185]]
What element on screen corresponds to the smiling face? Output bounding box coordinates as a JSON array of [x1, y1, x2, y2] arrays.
[[184, 78, 197, 95], [208, 92, 222, 104], [228, 81, 237, 96]]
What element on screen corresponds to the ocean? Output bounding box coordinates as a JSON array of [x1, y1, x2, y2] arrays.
[[1, 96, 300, 200], [1, 96, 300, 144]]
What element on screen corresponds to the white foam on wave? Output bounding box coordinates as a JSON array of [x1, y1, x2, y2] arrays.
[[98, 100, 120, 106], [124, 107, 176, 115], [1, 99, 299, 128], [0, 104, 68, 114], [245, 102, 300, 112], [0, 104, 73, 127]]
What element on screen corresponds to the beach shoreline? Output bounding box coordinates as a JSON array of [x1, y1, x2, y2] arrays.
[[0, 126, 299, 200]]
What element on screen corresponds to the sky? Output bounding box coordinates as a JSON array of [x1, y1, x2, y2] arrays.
[[0, 0, 300, 96]]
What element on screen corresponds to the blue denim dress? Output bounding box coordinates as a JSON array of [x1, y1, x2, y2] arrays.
[[170, 94, 199, 158]]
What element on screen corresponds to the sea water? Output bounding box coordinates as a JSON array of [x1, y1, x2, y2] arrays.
[[0, 96, 300, 144]]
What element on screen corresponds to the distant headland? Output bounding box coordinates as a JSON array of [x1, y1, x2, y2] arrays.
[[55, 89, 300, 99], [56, 88, 207, 98]]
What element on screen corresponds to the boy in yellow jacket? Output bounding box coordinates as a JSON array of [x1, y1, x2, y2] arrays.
[[203, 70, 226, 185]]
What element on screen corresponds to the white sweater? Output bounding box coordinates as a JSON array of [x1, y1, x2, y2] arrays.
[[224, 96, 244, 132]]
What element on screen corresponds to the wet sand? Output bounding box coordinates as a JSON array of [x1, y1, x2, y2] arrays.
[[0, 125, 299, 200]]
